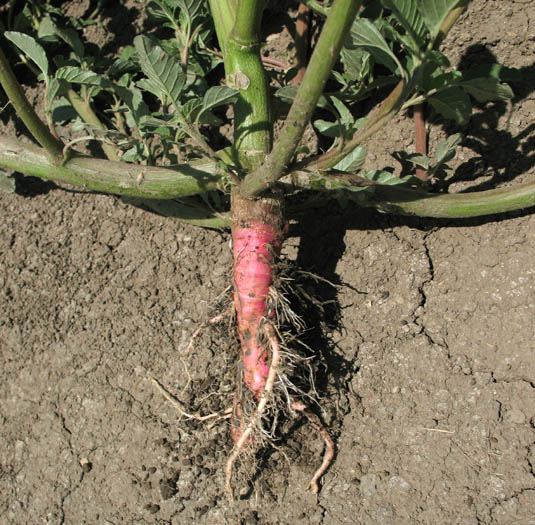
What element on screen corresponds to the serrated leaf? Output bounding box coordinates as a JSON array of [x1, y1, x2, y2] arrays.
[[141, 115, 180, 128], [347, 18, 403, 74], [56, 66, 110, 87], [196, 86, 238, 124], [182, 98, 203, 122], [5, 31, 49, 79], [136, 78, 164, 99], [333, 146, 367, 172], [382, 0, 427, 48], [108, 58, 137, 78], [134, 35, 185, 107], [0, 169, 16, 194], [461, 77, 514, 103], [417, 0, 468, 40], [396, 151, 430, 169], [424, 70, 462, 92], [429, 87, 471, 125]]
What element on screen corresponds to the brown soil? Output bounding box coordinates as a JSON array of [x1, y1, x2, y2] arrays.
[[1, 1, 535, 523]]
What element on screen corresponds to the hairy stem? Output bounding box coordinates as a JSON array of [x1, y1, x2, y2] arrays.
[[240, 0, 362, 197], [0, 46, 63, 158]]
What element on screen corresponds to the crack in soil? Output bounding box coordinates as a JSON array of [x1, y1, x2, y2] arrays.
[[412, 231, 445, 349]]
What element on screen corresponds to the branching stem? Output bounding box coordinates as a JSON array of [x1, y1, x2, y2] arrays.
[[240, 0, 363, 197]]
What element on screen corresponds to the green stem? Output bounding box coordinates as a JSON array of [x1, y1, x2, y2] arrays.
[[288, 174, 535, 218], [224, 0, 271, 170], [232, 0, 262, 44], [66, 88, 120, 161], [240, 0, 362, 197], [0, 46, 63, 158], [4, 135, 535, 220], [302, 0, 329, 17], [0, 135, 223, 198], [369, 183, 535, 218], [207, 0, 237, 54], [433, 4, 469, 50]]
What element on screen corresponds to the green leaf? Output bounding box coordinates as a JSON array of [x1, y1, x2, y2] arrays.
[[435, 132, 462, 164], [4, 31, 49, 79], [136, 78, 164, 99], [333, 146, 367, 172], [330, 96, 354, 127], [314, 119, 344, 138], [347, 18, 403, 74], [428, 87, 471, 124], [51, 97, 78, 124], [0, 168, 16, 194], [394, 151, 430, 170], [134, 35, 185, 108], [182, 98, 203, 122], [341, 47, 372, 81], [424, 70, 462, 92], [46, 77, 67, 113], [38, 17, 85, 60], [382, 0, 427, 48], [141, 115, 180, 128], [461, 77, 514, 103], [417, 0, 468, 40], [111, 84, 149, 125], [196, 86, 238, 124], [56, 66, 110, 87]]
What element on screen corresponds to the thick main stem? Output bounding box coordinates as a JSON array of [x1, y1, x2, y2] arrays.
[[240, 0, 362, 196], [225, 0, 271, 170]]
